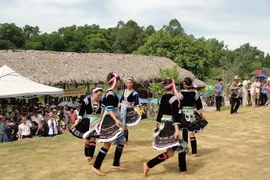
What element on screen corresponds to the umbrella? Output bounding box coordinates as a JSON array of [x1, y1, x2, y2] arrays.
[[139, 98, 150, 104], [150, 98, 159, 104], [255, 74, 268, 79], [201, 85, 214, 98], [194, 79, 207, 88], [251, 69, 268, 76], [73, 102, 81, 107], [58, 102, 74, 107]]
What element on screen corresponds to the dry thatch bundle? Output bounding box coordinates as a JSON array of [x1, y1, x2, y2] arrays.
[[0, 50, 194, 85]]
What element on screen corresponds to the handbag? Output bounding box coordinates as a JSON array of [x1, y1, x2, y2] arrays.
[[230, 89, 238, 97]]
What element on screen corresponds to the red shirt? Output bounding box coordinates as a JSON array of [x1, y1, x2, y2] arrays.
[[68, 112, 77, 124]]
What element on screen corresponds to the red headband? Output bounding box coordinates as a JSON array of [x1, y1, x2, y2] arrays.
[[163, 79, 180, 108]]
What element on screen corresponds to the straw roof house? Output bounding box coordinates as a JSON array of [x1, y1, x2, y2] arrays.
[[0, 50, 194, 85]]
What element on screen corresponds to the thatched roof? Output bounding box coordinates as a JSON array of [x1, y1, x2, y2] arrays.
[[0, 50, 194, 85]]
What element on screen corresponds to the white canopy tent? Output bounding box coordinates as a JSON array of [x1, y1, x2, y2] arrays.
[[0, 65, 63, 98]]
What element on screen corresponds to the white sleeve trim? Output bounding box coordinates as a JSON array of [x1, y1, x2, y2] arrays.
[[83, 98, 89, 105], [194, 93, 200, 101], [196, 108, 203, 114], [169, 95, 178, 105]]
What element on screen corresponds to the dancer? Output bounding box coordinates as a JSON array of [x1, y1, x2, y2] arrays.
[[119, 77, 141, 142], [144, 78, 187, 176], [92, 72, 125, 176], [179, 77, 208, 157], [70, 87, 103, 162]]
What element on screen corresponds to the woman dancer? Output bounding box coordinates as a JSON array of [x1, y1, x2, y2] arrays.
[[119, 77, 141, 142], [70, 87, 103, 162], [92, 72, 125, 176], [179, 77, 208, 157], [144, 78, 187, 176]]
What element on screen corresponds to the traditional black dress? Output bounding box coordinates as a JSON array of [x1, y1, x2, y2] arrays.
[[97, 89, 123, 143], [119, 89, 141, 126], [153, 93, 187, 152], [179, 89, 208, 133], [69, 97, 101, 139]]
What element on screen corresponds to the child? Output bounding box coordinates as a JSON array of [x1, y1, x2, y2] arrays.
[[48, 112, 58, 137], [60, 116, 67, 134]]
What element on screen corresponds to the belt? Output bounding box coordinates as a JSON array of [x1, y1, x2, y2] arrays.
[[162, 115, 172, 118]]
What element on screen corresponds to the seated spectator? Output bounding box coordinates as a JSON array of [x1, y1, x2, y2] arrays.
[[68, 108, 77, 127], [52, 109, 60, 123], [0, 116, 5, 143], [31, 109, 44, 136], [18, 116, 33, 139], [59, 116, 68, 134], [3, 119, 15, 142], [48, 112, 58, 137], [42, 110, 50, 137]]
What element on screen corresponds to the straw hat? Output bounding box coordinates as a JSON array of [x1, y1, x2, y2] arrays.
[[234, 75, 241, 80]]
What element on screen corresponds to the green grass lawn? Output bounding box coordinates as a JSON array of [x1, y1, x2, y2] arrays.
[[1, 106, 270, 180]]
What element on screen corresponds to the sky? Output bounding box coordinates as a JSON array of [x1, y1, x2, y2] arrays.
[[0, 0, 269, 54]]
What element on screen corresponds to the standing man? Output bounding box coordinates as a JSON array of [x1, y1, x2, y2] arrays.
[[18, 116, 33, 139], [229, 76, 241, 114], [31, 109, 44, 136], [242, 76, 249, 106], [214, 78, 225, 112], [254, 77, 261, 106]]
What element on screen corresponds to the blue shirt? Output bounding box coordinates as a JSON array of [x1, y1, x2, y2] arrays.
[[214, 84, 224, 96]]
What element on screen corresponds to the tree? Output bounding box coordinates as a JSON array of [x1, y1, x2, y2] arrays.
[[162, 18, 185, 37], [0, 23, 25, 49], [0, 39, 16, 49], [144, 25, 156, 37], [262, 53, 270, 68], [134, 31, 213, 80], [112, 20, 144, 53], [23, 25, 40, 39], [85, 33, 110, 53]]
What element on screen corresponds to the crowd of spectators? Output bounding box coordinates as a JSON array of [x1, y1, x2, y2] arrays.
[[0, 101, 80, 143]]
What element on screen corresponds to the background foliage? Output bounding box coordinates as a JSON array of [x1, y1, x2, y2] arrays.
[[1, 19, 269, 84]]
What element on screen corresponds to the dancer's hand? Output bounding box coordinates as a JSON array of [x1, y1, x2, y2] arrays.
[[200, 114, 206, 120], [115, 120, 122, 127], [173, 130, 179, 140], [98, 117, 102, 123], [153, 127, 158, 133]]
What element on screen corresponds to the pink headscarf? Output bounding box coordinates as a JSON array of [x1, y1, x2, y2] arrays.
[[108, 72, 119, 89], [163, 79, 180, 108]]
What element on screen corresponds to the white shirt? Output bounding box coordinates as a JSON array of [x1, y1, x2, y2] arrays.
[[250, 82, 256, 96], [255, 81, 261, 93], [242, 80, 248, 91], [48, 118, 58, 135], [75, 109, 79, 116], [19, 121, 32, 136], [31, 114, 44, 125]]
